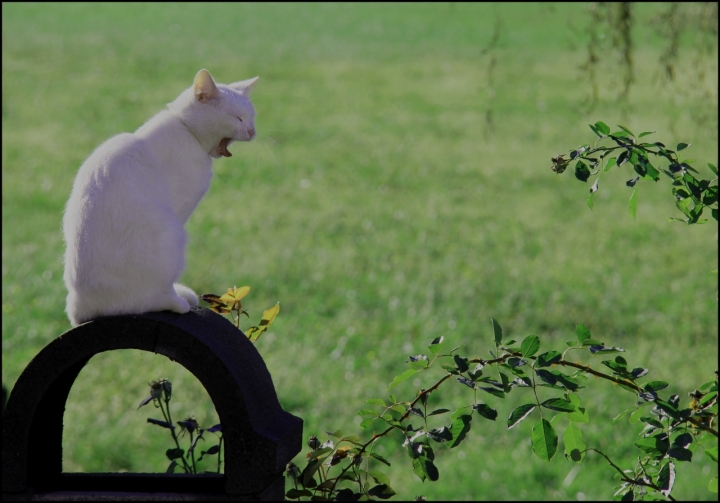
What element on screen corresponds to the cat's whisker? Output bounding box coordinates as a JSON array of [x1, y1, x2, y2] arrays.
[[256, 136, 280, 166], [261, 135, 281, 147]]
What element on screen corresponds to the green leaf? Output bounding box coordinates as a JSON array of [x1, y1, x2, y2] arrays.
[[536, 350, 562, 367], [286, 488, 313, 499], [635, 434, 670, 458], [166, 460, 178, 474], [388, 369, 420, 390], [541, 398, 576, 413], [491, 318, 503, 345], [357, 409, 380, 417], [427, 408, 451, 417], [369, 470, 391, 486], [614, 407, 634, 422], [341, 435, 361, 445], [390, 404, 407, 414], [521, 335, 540, 358], [594, 121, 610, 135], [165, 448, 184, 461], [441, 365, 460, 375], [603, 156, 617, 171], [617, 124, 635, 137], [532, 418, 558, 461], [366, 398, 386, 407], [709, 163, 718, 176], [705, 446, 718, 463], [657, 461, 676, 497], [428, 336, 446, 355], [473, 404, 498, 421], [640, 416, 665, 429], [308, 447, 333, 461], [453, 355, 469, 373], [370, 452, 392, 466], [360, 417, 377, 429], [668, 447, 692, 462], [575, 161, 591, 182], [479, 386, 505, 399], [676, 142, 690, 151], [638, 131, 655, 138], [302, 459, 323, 487], [568, 405, 589, 423], [617, 150, 630, 166], [413, 455, 439, 482], [709, 476, 718, 493], [448, 414, 473, 448], [588, 345, 625, 355], [628, 408, 644, 424], [507, 403, 536, 429], [564, 422, 586, 462], [367, 484, 396, 499], [427, 426, 453, 443], [644, 381, 669, 393], [576, 324, 591, 345], [629, 188, 638, 220]]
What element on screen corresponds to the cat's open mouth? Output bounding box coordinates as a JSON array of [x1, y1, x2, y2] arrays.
[[217, 137, 233, 157]]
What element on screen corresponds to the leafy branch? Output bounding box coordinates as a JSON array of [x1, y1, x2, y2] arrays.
[[286, 320, 718, 500], [551, 120, 718, 223]]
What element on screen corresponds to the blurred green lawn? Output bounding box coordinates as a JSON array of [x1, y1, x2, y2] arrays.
[[2, 2, 717, 500]]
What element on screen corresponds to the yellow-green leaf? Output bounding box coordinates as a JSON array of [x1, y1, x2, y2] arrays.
[[247, 302, 280, 342], [219, 285, 250, 304], [261, 302, 280, 326]]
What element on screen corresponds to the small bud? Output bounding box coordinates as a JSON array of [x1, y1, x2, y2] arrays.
[[286, 461, 301, 481], [178, 416, 199, 434], [160, 379, 172, 399], [149, 380, 162, 399], [307, 434, 320, 450]]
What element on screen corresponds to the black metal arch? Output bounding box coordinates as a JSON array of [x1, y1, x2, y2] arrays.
[[2, 307, 302, 500]]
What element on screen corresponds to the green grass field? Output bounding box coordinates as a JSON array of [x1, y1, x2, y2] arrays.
[[2, 3, 717, 500]]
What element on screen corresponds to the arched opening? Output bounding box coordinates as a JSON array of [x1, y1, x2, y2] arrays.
[[2, 308, 302, 500], [63, 349, 221, 474]]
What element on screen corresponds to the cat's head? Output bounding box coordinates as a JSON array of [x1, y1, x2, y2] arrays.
[[168, 69, 258, 159]]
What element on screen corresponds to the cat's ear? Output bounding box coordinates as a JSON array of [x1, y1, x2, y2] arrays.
[[193, 69, 220, 103], [228, 76, 259, 95]]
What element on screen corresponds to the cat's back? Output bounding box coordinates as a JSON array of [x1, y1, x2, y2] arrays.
[[73, 131, 161, 189], [64, 130, 168, 237]]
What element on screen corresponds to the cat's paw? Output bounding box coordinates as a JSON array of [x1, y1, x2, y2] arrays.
[[173, 283, 199, 307], [160, 294, 191, 314]]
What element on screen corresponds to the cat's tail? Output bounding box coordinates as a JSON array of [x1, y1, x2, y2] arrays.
[[173, 283, 199, 307]]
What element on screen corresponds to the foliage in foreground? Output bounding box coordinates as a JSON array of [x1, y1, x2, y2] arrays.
[[283, 322, 717, 501]]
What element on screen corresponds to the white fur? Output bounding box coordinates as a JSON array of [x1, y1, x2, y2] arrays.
[[63, 69, 258, 326]]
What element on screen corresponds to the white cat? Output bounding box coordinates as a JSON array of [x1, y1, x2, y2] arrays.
[[63, 69, 258, 326]]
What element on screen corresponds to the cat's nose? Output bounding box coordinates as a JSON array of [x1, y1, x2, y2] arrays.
[[247, 128, 255, 139]]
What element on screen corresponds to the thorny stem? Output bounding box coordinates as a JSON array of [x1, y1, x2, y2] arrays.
[[158, 397, 192, 473], [582, 448, 677, 502], [189, 430, 197, 474], [558, 359, 717, 438]]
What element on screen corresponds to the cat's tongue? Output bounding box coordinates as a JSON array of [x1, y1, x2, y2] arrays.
[[217, 138, 232, 157]]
